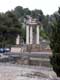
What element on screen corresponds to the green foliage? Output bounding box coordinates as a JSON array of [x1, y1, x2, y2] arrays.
[[0, 11, 22, 47], [14, 6, 24, 18], [40, 29, 48, 39], [14, 6, 44, 21], [50, 8, 60, 76]]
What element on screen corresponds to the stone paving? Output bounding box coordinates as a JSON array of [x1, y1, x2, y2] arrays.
[[0, 63, 57, 80]]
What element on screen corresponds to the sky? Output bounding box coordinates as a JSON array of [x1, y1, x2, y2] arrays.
[[0, 0, 60, 15]]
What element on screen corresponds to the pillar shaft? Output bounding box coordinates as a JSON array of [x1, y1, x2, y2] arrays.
[[30, 26, 33, 44], [26, 25, 29, 44], [16, 35, 20, 45], [36, 25, 40, 44]]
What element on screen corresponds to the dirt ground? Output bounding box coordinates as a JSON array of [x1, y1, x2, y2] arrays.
[[0, 63, 57, 80]]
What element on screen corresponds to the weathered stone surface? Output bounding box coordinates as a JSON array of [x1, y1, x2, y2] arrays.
[[0, 63, 57, 80]]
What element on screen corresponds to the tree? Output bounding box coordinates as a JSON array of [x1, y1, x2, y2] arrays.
[[14, 6, 24, 18], [0, 11, 22, 47], [24, 8, 31, 16], [5, 11, 22, 45], [50, 8, 60, 76]]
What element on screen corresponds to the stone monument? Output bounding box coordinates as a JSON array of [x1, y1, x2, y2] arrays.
[[26, 16, 40, 52]]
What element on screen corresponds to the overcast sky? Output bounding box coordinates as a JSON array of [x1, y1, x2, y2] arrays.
[[0, 0, 60, 15]]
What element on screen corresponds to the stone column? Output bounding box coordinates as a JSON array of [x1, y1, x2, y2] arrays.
[[26, 25, 29, 44], [30, 26, 33, 44], [16, 34, 20, 45], [36, 25, 40, 44]]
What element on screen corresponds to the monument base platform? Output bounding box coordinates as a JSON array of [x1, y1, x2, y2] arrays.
[[26, 44, 40, 52], [26, 44, 51, 52]]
